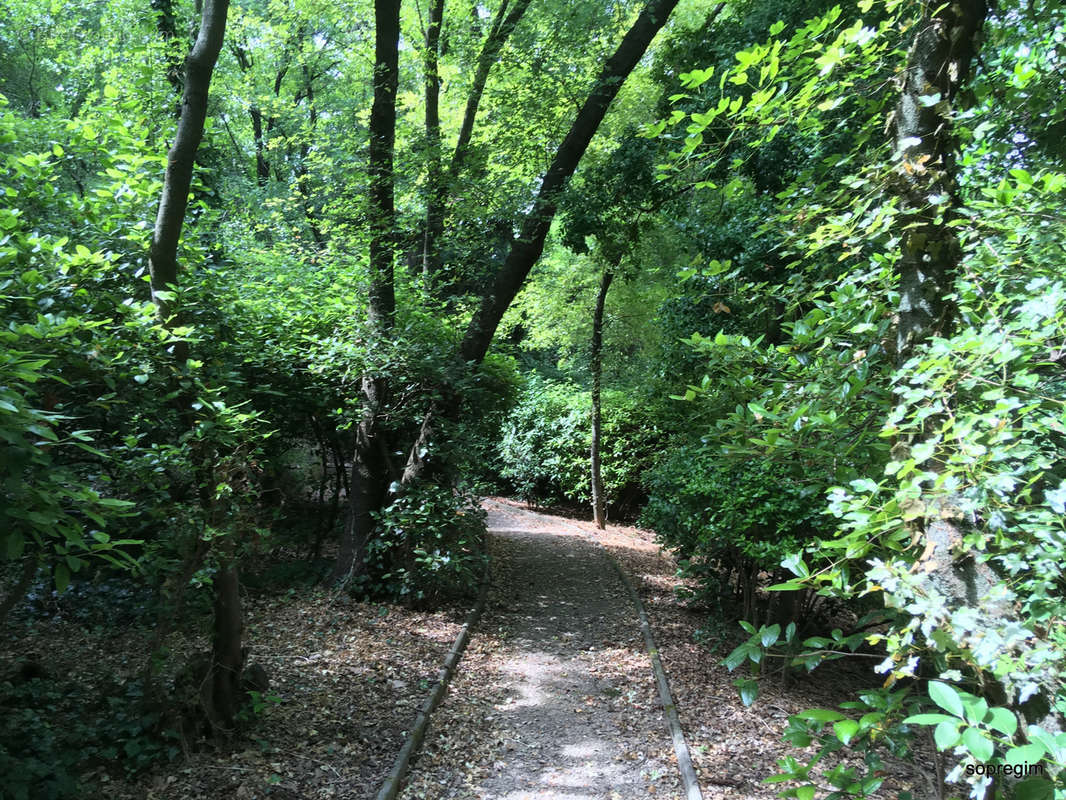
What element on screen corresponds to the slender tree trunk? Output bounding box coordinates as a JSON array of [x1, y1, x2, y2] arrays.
[[148, 0, 230, 326], [398, 0, 680, 488], [331, 0, 401, 586], [460, 0, 680, 364], [152, 0, 185, 98], [447, 0, 532, 183], [146, 0, 244, 734], [421, 0, 446, 282], [590, 270, 613, 530]]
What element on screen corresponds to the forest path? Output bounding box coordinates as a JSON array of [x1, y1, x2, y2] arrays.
[[397, 499, 685, 799]]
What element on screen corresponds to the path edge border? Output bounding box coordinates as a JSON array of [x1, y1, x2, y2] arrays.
[[606, 548, 705, 800], [373, 558, 490, 800]]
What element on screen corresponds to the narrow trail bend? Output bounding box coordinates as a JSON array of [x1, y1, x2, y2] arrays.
[[398, 499, 688, 800]]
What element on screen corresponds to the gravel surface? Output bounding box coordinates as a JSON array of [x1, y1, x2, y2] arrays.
[[400, 499, 683, 799]]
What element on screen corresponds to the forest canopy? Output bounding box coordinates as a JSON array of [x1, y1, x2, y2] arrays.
[[1, 0, 1064, 797]]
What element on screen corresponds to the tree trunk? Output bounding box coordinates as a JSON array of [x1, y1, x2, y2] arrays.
[[207, 561, 243, 731], [421, 0, 446, 282], [590, 270, 613, 530], [146, 0, 243, 733], [367, 0, 400, 329], [460, 0, 680, 364], [332, 0, 401, 585], [148, 0, 230, 326], [396, 0, 679, 490], [447, 0, 532, 184], [890, 0, 986, 364]]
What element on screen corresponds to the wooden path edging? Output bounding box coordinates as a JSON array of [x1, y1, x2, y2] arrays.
[[606, 551, 704, 800], [373, 562, 490, 800]]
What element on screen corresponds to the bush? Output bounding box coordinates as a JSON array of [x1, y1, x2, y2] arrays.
[[363, 484, 487, 606], [497, 378, 660, 511], [640, 449, 830, 623]]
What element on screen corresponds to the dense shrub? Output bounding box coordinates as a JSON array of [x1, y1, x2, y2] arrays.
[[363, 484, 488, 606], [641, 449, 831, 623], [497, 378, 660, 512]]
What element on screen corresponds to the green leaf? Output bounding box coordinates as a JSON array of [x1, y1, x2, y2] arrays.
[[928, 681, 964, 717], [796, 708, 845, 723], [833, 719, 860, 745], [985, 707, 1017, 737], [796, 786, 816, 800], [1014, 778, 1054, 800], [736, 678, 758, 706], [1005, 743, 1046, 767], [934, 720, 961, 749], [761, 624, 781, 647], [54, 561, 70, 593], [903, 713, 958, 725], [962, 727, 994, 762]]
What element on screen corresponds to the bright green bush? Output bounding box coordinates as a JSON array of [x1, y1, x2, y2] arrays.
[[497, 378, 660, 510], [641, 449, 830, 621]]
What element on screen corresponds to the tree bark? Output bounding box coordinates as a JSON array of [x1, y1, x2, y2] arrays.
[[890, 0, 986, 363], [367, 0, 401, 329], [148, 0, 230, 325], [207, 561, 243, 731], [590, 270, 613, 530], [421, 0, 446, 282], [331, 0, 401, 585], [460, 0, 680, 364]]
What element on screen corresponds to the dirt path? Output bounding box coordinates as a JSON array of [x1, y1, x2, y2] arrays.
[[399, 500, 684, 799]]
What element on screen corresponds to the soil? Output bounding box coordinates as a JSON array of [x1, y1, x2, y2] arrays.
[[399, 499, 683, 799]]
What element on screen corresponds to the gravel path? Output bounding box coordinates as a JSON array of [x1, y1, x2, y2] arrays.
[[399, 500, 683, 799]]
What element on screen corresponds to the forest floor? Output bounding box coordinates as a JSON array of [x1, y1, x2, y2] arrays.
[[1, 499, 935, 799], [400, 499, 936, 800]]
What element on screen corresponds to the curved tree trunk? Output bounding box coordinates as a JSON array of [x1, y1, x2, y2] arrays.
[[331, 0, 401, 586], [401, 0, 680, 490], [460, 0, 680, 364], [590, 270, 613, 530], [148, 0, 229, 327]]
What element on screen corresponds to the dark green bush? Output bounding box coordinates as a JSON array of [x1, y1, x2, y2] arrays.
[[364, 483, 488, 606], [640, 448, 830, 623]]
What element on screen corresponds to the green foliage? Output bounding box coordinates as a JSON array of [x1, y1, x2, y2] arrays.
[[365, 484, 487, 606], [641, 447, 830, 621], [497, 379, 660, 510]]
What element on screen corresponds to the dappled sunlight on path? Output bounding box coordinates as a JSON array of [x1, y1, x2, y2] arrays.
[[399, 500, 683, 799]]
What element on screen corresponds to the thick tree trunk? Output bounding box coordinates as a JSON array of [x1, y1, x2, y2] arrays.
[[590, 270, 613, 530], [332, 0, 401, 585], [421, 0, 446, 282], [460, 0, 680, 364], [890, 0, 986, 363], [148, 0, 229, 325], [207, 562, 244, 731]]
